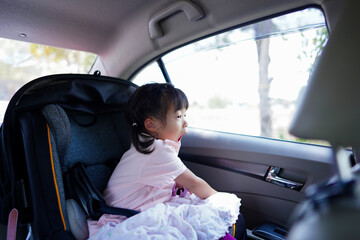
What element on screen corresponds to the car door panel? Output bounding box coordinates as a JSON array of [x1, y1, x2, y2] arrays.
[[180, 128, 334, 229]]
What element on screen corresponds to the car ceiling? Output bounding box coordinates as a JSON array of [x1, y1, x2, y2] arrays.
[[0, 0, 341, 79]]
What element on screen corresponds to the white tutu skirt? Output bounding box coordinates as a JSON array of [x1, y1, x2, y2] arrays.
[[88, 192, 241, 240]]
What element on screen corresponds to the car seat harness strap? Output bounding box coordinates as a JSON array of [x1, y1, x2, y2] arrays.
[[63, 162, 139, 220]]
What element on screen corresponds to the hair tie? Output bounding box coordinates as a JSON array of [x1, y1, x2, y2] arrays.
[[132, 122, 137, 127]]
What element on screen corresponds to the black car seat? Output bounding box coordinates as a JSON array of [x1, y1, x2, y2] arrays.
[[0, 74, 137, 239], [40, 104, 136, 239]]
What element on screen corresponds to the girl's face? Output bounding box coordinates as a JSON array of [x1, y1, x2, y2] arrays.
[[156, 106, 188, 142]]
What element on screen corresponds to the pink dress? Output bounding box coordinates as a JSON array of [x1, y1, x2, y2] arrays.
[[87, 139, 187, 236]]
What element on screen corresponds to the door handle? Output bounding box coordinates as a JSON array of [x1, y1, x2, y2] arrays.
[[265, 166, 303, 191]]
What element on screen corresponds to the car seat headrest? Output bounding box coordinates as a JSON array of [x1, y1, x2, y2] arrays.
[[289, 0, 360, 147]]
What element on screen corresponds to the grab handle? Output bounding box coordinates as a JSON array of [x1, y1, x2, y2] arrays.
[[149, 0, 204, 39]]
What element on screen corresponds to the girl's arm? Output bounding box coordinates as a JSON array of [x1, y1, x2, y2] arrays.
[[175, 168, 217, 199]]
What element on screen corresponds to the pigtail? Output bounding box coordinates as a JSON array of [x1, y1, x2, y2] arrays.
[[131, 122, 154, 154], [127, 89, 155, 154]]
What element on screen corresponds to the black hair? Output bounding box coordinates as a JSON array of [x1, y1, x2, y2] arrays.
[[127, 83, 189, 154]]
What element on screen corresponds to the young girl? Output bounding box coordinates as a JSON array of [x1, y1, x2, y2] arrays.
[[88, 83, 244, 240]]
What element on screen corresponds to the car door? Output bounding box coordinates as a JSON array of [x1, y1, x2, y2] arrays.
[[180, 128, 333, 231], [131, 6, 336, 233]]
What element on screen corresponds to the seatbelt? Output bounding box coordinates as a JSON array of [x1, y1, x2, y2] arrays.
[[7, 208, 18, 240], [63, 162, 139, 220]]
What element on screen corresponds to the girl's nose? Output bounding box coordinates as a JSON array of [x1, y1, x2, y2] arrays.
[[184, 119, 188, 128]]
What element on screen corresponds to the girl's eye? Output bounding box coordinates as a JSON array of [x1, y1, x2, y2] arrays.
[[177, 115, 181, 119]]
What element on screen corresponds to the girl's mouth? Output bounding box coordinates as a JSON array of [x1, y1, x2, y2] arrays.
[[178, 135, 183, 141]]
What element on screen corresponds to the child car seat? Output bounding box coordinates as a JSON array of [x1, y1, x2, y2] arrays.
[[0, 73, 138, 239]]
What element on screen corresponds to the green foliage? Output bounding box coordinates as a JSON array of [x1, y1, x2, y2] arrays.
[[298, 27, 328, 73], [311, 28, 328, 68], [0, 39, 97, 101], [295, 137, 310, 143], [29, 44, 96, 72]]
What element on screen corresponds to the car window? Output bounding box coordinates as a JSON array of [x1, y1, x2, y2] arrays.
[[0, 38, 97, 124], [132, 61, 166, 85], [132, 8, 328, 145]]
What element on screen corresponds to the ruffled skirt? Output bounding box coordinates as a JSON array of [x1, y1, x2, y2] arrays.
[[88, 192, 241, 240]]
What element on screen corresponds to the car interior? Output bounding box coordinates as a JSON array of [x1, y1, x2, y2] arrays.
[[0, 0, 359, 239]]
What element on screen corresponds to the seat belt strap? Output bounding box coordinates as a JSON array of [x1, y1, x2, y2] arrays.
[[7, 208, 18, 240]]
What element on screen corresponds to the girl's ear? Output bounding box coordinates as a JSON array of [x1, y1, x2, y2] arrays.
[[144, 118, 158, 133]]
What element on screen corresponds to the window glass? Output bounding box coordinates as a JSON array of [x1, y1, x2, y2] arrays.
[[161, 8, 328, 144], [132, 61, 166, 85], [0, 39, 97, 123]]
